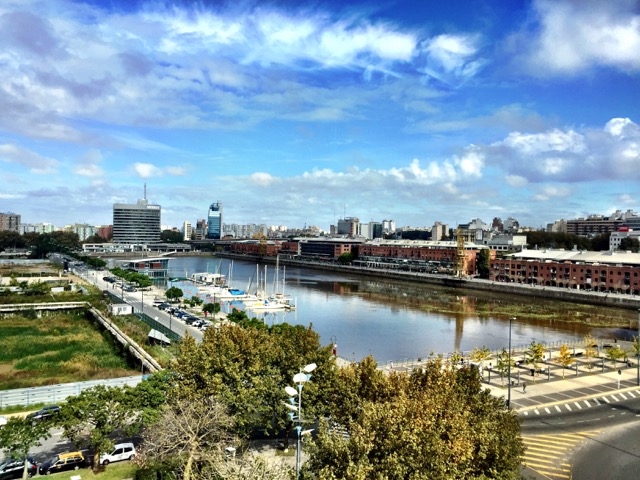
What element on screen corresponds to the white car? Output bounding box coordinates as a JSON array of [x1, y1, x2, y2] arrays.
[[100, 443, 136, 465], [0, 416, 7, 427]]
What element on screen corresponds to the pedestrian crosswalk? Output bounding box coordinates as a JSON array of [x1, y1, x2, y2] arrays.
[[522, 430, 601, 479], [521, 389, 640, 416]]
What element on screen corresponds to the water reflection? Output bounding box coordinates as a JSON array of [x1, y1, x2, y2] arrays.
[[168, 257, 637, 363]]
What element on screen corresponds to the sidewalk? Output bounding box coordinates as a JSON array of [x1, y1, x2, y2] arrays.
[[485, 364, 640, 413]]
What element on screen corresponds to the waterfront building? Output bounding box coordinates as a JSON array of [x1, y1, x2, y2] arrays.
[[299, 237, 363, 259], [115, 257, 171, 284], [113, 198, 161, 244], [482, 233, 527, 252], [207, 202, 222, 239], [490, 248, 640, 294], [0, 212, 20, 232], [357, 239, 491, 276], [227, 239, 281, 256]]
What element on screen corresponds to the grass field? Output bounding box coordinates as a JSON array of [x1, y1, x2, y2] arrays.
[[0, 310, 138, 389]]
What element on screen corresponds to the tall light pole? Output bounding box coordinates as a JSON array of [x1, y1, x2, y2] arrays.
[[284, 363, 317, 479], [507, 317, 515, 409]]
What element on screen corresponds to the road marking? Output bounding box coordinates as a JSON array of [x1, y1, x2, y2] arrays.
[[602, 396, 610, 403], [611, 394, 619, 401], [593, 398, 601, 405], [583, 400, 591, 408], [534, 409, 540, 415], [574, 402, 582, 409], [523, 411, 529, 416], [628, 391, 636, 398], [565, 404, 572, 411], [523, 430, 601, 480], [555, 405, 562, 412], [618, 392, 627, 400]]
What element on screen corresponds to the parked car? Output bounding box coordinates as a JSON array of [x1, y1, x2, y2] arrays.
[[100, 443, 136, 466], [0, 416, 6, 428], [26, 405, 60, 421], [0, 458, 37, 480], [39, 452, 86, 475]]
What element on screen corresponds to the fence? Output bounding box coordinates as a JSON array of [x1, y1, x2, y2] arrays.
[[0, 376, 144, 408]]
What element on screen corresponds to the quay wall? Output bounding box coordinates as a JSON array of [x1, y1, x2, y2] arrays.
[[211, 253, 640, 311]]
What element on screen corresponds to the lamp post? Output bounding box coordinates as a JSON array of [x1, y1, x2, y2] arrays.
[[507, 317, 514, 409], [488, 362, 492, 383], [284, 363, 317, 479]]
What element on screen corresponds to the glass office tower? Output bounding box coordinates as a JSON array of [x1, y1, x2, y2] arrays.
[[207, 201, 222, 239]]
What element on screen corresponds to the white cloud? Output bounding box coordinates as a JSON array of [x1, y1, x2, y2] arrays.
[[486, 118, 640, 182], [0, 143, 59, 174], [534, 185, 571, 201], [419, 33, 484, 86], [134, 163, 161, 178], [75, 149, 104, 177], [518, 0, 640, 75]]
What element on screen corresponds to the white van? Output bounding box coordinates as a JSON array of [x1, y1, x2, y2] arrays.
[[100, 443, 136, 465]]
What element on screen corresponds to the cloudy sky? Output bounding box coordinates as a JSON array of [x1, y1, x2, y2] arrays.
[[1, 0, 639, 231]]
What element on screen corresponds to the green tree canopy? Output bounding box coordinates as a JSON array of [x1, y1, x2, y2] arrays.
[[476, 249, 491, 278], [337, 252, 354, 264], [305, 357, 524, 479], [57, 385, 134, 472], [618, 237, 640, 252], [0, 417, 51, 480], [165, 286, 184, 302], [161, 230, 184, 243]]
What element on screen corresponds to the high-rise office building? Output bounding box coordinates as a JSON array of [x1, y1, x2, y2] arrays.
[[207, 202, 222, 239], [182, 221, 192, 241], [0, 212, 21, 232], [113, 198, 161, 244]]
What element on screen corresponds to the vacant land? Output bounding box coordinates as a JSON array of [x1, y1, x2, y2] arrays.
[[0, 310, 137, 389]]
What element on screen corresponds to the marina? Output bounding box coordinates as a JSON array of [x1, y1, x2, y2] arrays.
[[164, 257, 639, 364]]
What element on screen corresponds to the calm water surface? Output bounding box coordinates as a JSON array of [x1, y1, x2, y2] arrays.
[[168, 257, 635, 363]]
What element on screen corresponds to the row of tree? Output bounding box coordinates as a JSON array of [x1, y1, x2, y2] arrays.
[[1, 313, 526, 479]]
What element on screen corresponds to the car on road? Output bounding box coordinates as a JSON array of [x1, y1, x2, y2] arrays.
[[0, 416, 6, 428], [100, 443, 136, 466], [26, 405, 60, 421], [38, 452, 86, 475], [0, 458, 37, 480]]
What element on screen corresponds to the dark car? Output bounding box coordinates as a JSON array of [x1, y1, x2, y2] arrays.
[[38, 452, 86, 475], [0, 458, 37, 480], [27, 405, 60, 421]]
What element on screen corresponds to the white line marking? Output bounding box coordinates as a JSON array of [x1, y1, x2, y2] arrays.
[[545, 408, 551, 414], [602, 397, 610, 404], [534, 409, 540, 415], [583, 400, 591, 408], [611, 395, 619, 402], [618, 393, 628, 400], [555, 406, 562, 412], [565, 404, 572, 411], [593, 398, 601, 405], [574, 402, 582, 409]]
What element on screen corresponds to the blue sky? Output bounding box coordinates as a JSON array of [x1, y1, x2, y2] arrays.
[[1, 0, 639, 231]]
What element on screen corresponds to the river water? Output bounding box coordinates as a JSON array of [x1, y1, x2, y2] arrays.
[[167, 257, 637, 363]]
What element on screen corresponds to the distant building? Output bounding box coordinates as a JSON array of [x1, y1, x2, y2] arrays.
[[207, 202, 222, 239], [431, 222, 449, 241], [195, 219, 207, 240], [113, 198, 161, 244], [97, 225, 112, 240], [20, 223, 55, 234], [66, 223, 97, 241], [610, 228, 640, 251], [182, 221, 192, 241], [0, 212, 20, 232], [337, 217, 359, 236]]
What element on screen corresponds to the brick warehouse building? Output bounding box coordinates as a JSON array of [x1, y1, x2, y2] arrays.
[[357, 239, 494, 276], [490, 249, 640, 294]]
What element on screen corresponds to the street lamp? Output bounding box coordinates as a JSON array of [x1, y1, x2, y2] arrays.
[[507, 317, 515, 409], [284, 363, 317, 479]]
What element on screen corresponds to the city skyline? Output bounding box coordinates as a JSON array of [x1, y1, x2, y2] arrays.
[[0, 0, 638, 230]]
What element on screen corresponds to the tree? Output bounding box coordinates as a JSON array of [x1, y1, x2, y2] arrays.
[[202, 302, 220, 318], [495, 348, 512, 386], [58, 385, 133, 472], [0, 417, 51, 480], [161, 229, 184, 243], [525, 340, 545, 381], [606, 345, 626, 367], [336, 252, 353, 264], [165, 286, 184, 303], [170, 323, 336, 442], [557, 344, 575, 378], [632, 336, 640, 362], [618, 237, 640, 252], [305, 357, 524, 479], [583, 334, 598, 370], [469, 345, 491, 367], [136, 396, 293, 480], [476, 249, 491, 279]]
